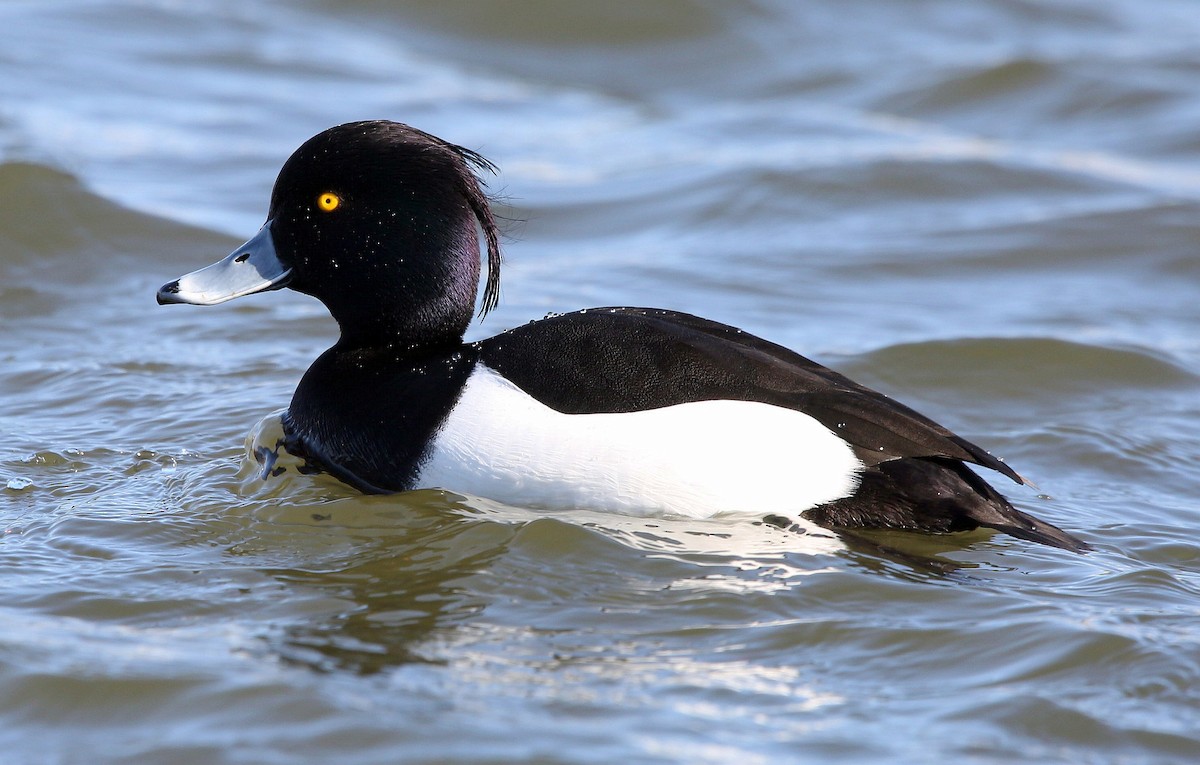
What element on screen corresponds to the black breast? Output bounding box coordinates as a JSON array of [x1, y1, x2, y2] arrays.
[[283, 344, 479, 493]]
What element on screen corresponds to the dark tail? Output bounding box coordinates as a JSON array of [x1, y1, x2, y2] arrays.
[[804, 457, 1090, 553], [960, 486, 1091, 553], [940, 458, 1091, 553], [962, 501, 1090, 552]]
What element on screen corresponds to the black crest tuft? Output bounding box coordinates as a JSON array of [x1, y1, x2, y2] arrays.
[[406, 125, 502, 317]]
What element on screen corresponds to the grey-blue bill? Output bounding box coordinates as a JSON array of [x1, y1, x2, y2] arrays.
[[157, 222, 290, 305]]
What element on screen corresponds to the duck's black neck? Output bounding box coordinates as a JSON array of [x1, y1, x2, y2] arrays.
[[329, 301, 471, 358], [332, 325, 468, 360]]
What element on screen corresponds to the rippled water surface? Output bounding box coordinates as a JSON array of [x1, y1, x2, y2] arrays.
[[3, 1, 1200, 763]]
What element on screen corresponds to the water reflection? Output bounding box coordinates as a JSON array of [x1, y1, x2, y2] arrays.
[[243, 490, 986, 674], [236, 491, 513, 674], [267, 546, 497, 673], [235, 407, 981, 673]]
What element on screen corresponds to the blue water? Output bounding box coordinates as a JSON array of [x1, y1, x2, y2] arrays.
[[3, 1, 1200, 763]]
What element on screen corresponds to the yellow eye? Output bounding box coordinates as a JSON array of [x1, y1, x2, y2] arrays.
[[317, 192, 341, 212]]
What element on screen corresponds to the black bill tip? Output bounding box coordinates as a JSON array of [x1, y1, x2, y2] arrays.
[[156, 280, 182, 305]]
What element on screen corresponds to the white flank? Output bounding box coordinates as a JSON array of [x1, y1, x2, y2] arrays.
[[415, 364, 863, 519]]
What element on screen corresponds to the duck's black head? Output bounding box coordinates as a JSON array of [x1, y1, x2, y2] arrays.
[[158, 120, 501, 351]]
